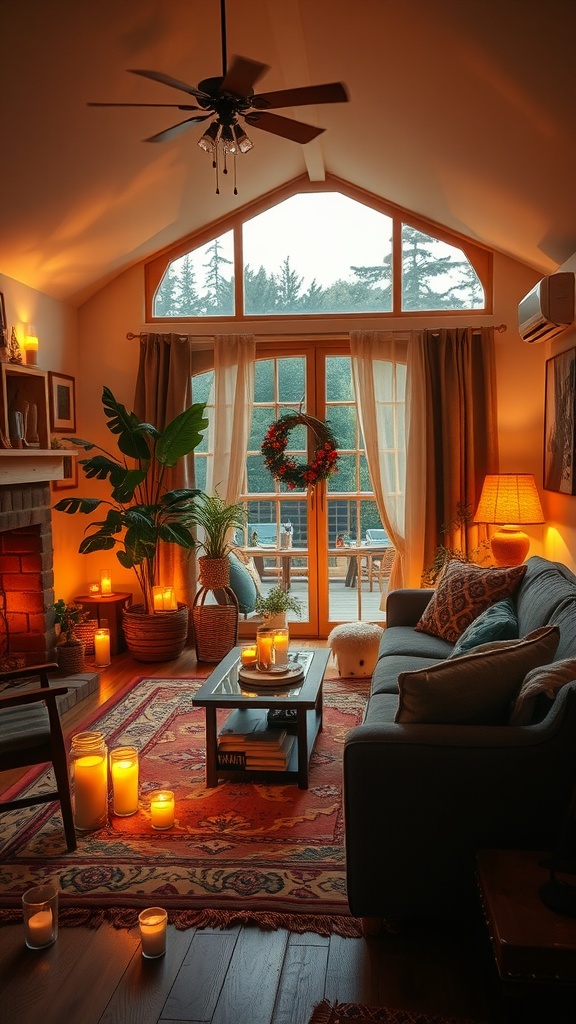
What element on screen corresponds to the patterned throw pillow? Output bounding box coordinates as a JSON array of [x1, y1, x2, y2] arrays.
[[395, 625, 560, 725], [449, 597, 519, 658], [415, 560, 527, 644]]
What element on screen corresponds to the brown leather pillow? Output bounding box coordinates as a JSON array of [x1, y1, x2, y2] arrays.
[[415, 560, 527, 644]]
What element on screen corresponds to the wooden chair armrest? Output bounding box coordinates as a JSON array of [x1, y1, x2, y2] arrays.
[[0, 686, 69, 709], [0, 662, 59, 688]]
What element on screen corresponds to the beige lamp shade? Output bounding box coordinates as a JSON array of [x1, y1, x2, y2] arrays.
[[474, 474, 544, 566]]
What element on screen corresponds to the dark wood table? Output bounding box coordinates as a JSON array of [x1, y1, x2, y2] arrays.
[[476, 849, 576, 1020], [193, 646, 329, 789], [74, 592, 132, 655]]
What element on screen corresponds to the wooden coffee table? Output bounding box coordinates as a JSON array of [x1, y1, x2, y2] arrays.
[[193, 647, 329, 789]]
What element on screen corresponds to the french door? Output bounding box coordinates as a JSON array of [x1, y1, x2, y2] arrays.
[[240, 341, 387, 638]]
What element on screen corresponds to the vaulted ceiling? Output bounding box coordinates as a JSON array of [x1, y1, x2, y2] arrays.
[[2, 0, 575, 306]]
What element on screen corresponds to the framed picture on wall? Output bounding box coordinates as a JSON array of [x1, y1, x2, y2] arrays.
[[544, 347, 576, 494], [52, 453, 78, 491], [48, 372, 76, 432]]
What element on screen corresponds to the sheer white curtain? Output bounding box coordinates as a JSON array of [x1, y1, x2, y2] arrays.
[[205, 334, 255, 505], [350, 330, 409, 589]]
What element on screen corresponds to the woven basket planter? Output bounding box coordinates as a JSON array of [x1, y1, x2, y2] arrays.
[[56, 640, 85, 675], [122, 603, 189, 662], [193, 586, 239, 663], [198, 556, 231, 589], [74, 619, 99, 656]]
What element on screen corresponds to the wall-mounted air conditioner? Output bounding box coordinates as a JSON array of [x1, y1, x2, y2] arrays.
[[518, 272, 575, 343]]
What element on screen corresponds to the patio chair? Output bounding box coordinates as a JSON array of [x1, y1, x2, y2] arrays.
[[0, 662, 76, 851]]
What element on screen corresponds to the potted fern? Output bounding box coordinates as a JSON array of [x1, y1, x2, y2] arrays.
[[53, 599, 91, 673], [54, 387, 208, 661]]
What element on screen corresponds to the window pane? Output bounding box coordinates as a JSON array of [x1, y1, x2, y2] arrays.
[[401, 225, 484, 311], [254, 359, 274, 401], [328, 405, 356, 450], [278, 357, 305, 402], [243, 193, 393, 315], [326, 356, 355, 401], [154, 231, 234, 316]]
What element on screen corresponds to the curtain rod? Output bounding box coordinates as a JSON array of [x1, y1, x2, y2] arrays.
[[127, 323, 507, 340]]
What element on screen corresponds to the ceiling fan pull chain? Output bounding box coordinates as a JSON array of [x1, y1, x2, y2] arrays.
[[214, 148, 220, 195], [233, 152, 238, 196]]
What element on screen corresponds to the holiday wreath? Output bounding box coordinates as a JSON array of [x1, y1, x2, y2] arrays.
[[261, 412, 339, 490]]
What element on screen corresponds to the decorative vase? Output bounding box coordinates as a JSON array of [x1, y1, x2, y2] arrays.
[[56, 639, 85, 674], [122, 603, 189, 662]]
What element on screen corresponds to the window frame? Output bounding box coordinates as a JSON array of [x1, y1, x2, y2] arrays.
[[145, 174, 492, 323]]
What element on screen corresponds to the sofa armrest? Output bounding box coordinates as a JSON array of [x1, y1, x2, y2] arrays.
[[385, 588, 434, 627], [343, 683, 576, 923]]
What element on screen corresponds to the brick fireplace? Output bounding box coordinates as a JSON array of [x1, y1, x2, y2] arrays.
[[0, 481, 55, 665]]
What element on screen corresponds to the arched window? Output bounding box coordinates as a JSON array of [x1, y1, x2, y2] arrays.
[[146, 176, 491, 321]]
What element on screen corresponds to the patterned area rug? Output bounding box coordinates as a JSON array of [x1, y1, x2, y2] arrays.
[[0, 676, 369, 936], [309, 1002, 473, 1024]]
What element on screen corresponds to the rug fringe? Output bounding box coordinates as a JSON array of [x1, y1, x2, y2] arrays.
[[0, 906, 363, 938]]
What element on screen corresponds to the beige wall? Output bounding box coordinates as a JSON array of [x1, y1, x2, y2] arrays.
[[6, 240, 572, 600]]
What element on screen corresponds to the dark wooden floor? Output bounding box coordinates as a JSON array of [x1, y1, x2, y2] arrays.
[[0, 644, 572, 1023]]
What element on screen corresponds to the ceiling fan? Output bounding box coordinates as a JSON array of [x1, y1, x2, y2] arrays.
[[88, 0, 348, 194]]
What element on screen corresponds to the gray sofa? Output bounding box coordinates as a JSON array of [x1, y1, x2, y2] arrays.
[[343, 556, 576, 926]]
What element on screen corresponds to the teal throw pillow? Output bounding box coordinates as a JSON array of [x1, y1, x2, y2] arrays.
[[449, 596, 518, 658], [228, 552, 257, 614]]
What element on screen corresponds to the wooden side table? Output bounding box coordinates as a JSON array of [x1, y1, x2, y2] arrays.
[[74, 592, 132, 655], [477, 849, 576, 1020]]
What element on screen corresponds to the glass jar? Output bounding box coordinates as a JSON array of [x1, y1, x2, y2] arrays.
[[256, 627, 275, 671], [69, 731, 108, 831], [110, 746, 139, 816]]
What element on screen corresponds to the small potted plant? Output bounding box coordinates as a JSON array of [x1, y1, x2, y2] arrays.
[[53, 599, 90, 674], [254, 586, 302, 629]]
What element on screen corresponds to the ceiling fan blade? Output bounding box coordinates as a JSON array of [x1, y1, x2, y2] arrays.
[[220, 55, 269, 98], [144, 115, 211, 144], [244, 111, 324, 144], [87, 102, 202, 110], [128, 68, 210, 102], [251, 82, 348, 110]]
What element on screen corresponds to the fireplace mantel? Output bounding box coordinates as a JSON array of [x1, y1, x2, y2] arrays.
[[0, 450, 76, 486]]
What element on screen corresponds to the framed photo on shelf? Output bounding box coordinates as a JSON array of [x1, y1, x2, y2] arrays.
[[544, 347, 576, 494], [52, 453, 78, 491], [48, 372, 76, 432]]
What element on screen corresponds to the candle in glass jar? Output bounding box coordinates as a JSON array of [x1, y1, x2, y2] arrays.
[[100, 570, 112, 595], [152, 587, 164, 611], [138, 907, 167, 958], [110, 747, 139, 816], [150, 790, 174, 829], [163, 587, 176, 610], [240, 645, 257, 666], [94, 628, 110, 667], [73, 755, 108, 831], [273, 629, 289, 668], [256, 630, 274, 670]]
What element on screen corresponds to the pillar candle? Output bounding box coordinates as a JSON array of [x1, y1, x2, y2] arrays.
[[111, 749, 139, 816], [152, 587, 164, 611], [73, 755, 108, 831], [94, 628, 110, 667], [26, 909, 53, 946], [139, 907, 167, 958], [150, 790, 175, 829]]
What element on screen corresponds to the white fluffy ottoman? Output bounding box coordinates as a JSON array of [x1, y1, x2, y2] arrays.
[[327, 621, 384, 678]]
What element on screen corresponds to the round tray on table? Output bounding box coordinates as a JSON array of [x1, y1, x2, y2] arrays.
[[238, 664, 304, 686]]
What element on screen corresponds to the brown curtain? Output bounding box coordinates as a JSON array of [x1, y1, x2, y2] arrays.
[[405, 327, 498, 585], [133, 333, 197, 611]]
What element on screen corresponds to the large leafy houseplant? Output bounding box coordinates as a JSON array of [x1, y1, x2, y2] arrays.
[[55, 387, 208, 614]]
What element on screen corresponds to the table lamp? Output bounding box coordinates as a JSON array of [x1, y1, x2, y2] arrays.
[[474, 473, 545, 566]]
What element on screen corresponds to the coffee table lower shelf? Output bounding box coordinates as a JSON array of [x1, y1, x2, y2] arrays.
[[213, 705, 321, 788]]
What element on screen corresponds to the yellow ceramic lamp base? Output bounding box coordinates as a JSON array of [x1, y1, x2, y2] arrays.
[[490, 526, 530, 566]]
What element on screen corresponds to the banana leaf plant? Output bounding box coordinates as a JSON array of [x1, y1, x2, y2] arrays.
[[54, 387, 208, 613]]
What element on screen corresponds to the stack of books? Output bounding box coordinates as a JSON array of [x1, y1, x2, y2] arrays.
[[217, 719, 296, 770]]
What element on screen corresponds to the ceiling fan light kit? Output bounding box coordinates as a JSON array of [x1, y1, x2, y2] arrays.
[[88, 0, 348, 195]]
